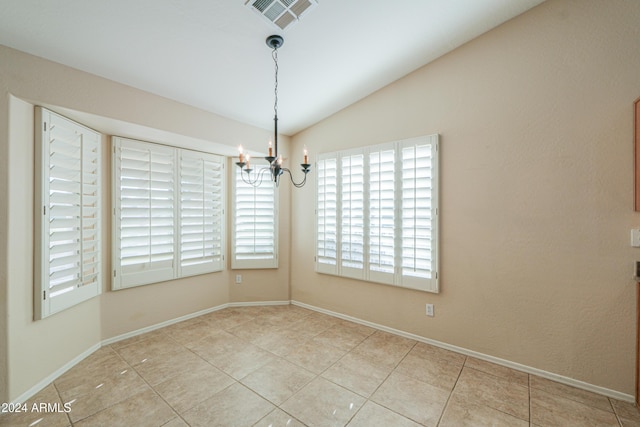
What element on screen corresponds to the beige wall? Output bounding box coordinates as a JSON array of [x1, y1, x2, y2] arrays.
[[291, 0, 640, 395], [0, 44, 291, 401]]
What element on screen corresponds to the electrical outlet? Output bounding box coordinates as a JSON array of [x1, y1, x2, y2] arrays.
[[426, 304, 434, 317], [631, 229, 640, 247], [235, 274, 242, 284]]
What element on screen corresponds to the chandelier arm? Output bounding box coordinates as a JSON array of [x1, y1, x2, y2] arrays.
[[240, 166, 271, 187], [281, 168, 309, 188]]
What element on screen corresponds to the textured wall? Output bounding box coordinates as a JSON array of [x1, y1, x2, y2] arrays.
[[0, 44, 291, 400], [291, 0, 640, 395]]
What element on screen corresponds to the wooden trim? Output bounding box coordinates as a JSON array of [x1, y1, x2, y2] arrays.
[[635, 98, 640, 211]]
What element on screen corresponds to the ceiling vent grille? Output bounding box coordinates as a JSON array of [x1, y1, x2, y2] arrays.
[[246, 0, 318, 31]]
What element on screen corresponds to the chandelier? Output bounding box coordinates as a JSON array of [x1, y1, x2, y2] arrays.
[[236, 35, 311, 188]]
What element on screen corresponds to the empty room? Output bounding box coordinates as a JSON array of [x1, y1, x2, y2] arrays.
[[1, 0, 640, 426]]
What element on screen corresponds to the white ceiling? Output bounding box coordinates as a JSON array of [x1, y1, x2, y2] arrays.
[[0, 0, 545, 135]]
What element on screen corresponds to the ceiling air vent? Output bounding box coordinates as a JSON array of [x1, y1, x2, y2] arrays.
[[245, 0, 318, 31]]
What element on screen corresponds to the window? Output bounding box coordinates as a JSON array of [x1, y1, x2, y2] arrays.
[[232, 161, 278, 269], [316, 135, 439, 293], [35, 107, 102, 319], [112, 137, 225, 289]]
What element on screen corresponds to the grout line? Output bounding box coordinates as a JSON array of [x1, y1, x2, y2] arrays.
[[434, 354, 466, 427]]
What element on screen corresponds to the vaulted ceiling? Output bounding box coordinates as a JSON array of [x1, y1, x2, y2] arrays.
[[0, 0, 545, 135]]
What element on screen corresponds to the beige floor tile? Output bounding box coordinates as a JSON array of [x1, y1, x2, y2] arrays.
[[228, 318, 282, 342], [9, 306, 630, 427], [254, 329, 305, 356], [201, 309, 256, 330], [154, 363, 235, 413], [109, 329, 167, 352], [0, 384, 71, 427], [610, 398, 640, 426], [112, 333, 184, 367], [54, 348, 128, 394], [451, 367, 529, 421], [187, 330, 247, 360], [313, 325, 370, 352], [395, 350, 462, 391], [254, 306, 310, 327], [286, 313, 339, 338], [347, 401, 422, 427], [280, 377, 365, 427], [530, 375, 613, 413], [211, 342, 276, 380], [440, 393, 529, 427], [241, 358, 315, 405], [163, 318, 223, 346], [371, 371, 449, 426], [333, 319, 376, 338], [161, 417, 190, 427], [284, 338, 346, 374], [181, 382, 274, 427], [58, 365, 150, 423], [321, 351, 393, 397], [530, 388, 619, 427], [410, 341, 466, 367], [73, 389, 175, 427], [253, 408, 306, 426], [350, 331, 415, 369], [132, 347, 212, 386], [464, 357, 528, 387]]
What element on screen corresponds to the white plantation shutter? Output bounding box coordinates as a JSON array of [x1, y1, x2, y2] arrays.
[[340, 153, 365, 279], [35, 107, 101, 319], [400, 136, 438, 292], [179, 151, 224, 275], [316, 156, 338, 274], [232, 162, 278, 269], [112, 137, 225, 289], [315, 135, 439, 293], [369, 145, 396, 284], [113, 137, 175, 288]]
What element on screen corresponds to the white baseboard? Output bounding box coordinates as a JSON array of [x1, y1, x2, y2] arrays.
[[101, 303, 229, 346], [291, 300, 635, 404], [227, 300, 291, 308]]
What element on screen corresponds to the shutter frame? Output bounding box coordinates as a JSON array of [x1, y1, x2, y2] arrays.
[[35, 107, 102, 319], [314, 134, 439, 293], [232, 160, 278, 269], [112, 137, 226, 289], [316, 155, 338, 275]]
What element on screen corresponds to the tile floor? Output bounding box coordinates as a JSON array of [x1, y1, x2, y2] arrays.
[[1, 304, 638, 427]]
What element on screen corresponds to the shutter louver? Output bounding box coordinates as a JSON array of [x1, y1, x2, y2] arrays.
[[340, 154, 364, 278], [316, 157, 337, 274], [369, 146, 395, 284], [36, 107, 101, 319], [180, 151, 224, 275], [232, 163, 278, 269]]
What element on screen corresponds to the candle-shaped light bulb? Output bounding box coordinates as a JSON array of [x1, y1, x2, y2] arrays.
[[268, 140, 273, 157], [277, 155, 283, 166], [303, 146, 308, 164], [245, 154, 251, 169], [238, 145, 244, 163]]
